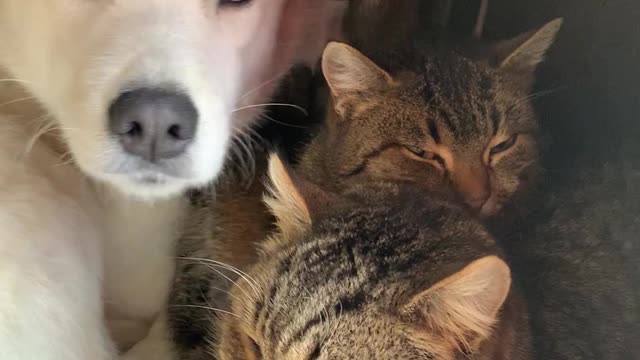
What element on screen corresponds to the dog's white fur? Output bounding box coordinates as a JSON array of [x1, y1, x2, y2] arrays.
[[0, 1, 343, 359]]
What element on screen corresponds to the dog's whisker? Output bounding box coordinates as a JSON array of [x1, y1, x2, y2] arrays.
[[183, 255, 261, 292], [0, 96, 36, 108], [232, 103, 309, 117], [190, 261, 255, 301], [238, 70, 288, 102], [259, 112, 308, 129], [22, 114, 56, 156], [0, 78, 32, 84], [54, 151, 76, 168], [233, 134, 257, 174], [177, 256, 260, 295]]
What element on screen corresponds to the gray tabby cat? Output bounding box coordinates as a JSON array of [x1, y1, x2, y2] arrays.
[[491, 166, 640, 359], [211, 155, 531, 360]]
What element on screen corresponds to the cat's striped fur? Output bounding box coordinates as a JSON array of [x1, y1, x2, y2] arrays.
[[196, 155, 530, 359]]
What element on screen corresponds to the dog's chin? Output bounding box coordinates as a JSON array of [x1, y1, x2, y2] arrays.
[[105, 174, 192, 200], [81, 165, 221, 200]]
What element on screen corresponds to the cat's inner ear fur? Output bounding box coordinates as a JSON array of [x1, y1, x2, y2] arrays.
[[264, 154, 334, 241], [494, 18, 563, 89], [322, 41, 394, 116], [401, 256, 511, 353], [265, 154, 312, 241]]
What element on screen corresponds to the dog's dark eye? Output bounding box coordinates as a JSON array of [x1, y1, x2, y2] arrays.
[[490, 134, 518, 156], [219, 0, 252, 7]]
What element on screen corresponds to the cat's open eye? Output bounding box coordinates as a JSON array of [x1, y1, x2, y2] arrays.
[[490, 134, 519, 156]]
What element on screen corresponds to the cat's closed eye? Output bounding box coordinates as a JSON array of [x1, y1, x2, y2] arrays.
[[406, 147, 446, 168], [489, 134, 519, 156]]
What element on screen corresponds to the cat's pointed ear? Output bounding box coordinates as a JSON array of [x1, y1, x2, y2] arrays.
[[401, 256, 511, 352], [265, 153, 334, 240], [322, 42, 393, 116], [494, 18, 562, 89]]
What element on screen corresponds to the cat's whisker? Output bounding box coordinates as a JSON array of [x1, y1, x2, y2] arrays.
[[512, 86, 566, 107], [329, 299, 344, 340], [473, 0, 489, 39], [232, 102, 309, 117], [301, 286, 331, 337], [168, 304, 240, 319]]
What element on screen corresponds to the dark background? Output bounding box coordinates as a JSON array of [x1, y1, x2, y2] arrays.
[[450, 0, 640, 170]]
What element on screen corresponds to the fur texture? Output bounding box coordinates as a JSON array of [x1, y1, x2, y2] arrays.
[[158, 149, 531, 359], [213, 155, 531, 359]]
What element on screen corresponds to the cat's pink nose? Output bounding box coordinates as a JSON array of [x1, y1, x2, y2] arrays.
[[480, 197, 502, 217], [452, 164, 491, 210]]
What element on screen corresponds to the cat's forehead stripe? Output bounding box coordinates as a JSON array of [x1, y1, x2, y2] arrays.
[[491, 104, 501, 136], [428, 117, 441, 144], [419, 56, 498, 141]]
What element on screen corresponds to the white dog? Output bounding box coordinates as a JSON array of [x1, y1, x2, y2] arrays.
[[0, 1, 344, 359]]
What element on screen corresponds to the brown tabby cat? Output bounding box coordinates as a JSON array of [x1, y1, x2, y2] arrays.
[[300, 19, 562, 216], [215, 155, 530, 360]]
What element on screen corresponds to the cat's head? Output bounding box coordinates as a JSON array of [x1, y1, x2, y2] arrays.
[[308, 19, 562, 216], [216, 155, 526, 360]]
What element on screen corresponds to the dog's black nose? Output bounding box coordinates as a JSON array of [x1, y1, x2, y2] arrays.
[[108, 88, 198, 162]]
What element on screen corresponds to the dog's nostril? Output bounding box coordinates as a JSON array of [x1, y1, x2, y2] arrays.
[[167, 124, 182, 140], [125, 121, 144, 137], [108, 87, 199, 162]]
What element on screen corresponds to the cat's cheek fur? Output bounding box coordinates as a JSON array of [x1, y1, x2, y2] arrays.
[[487, 160, 536, 216]]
